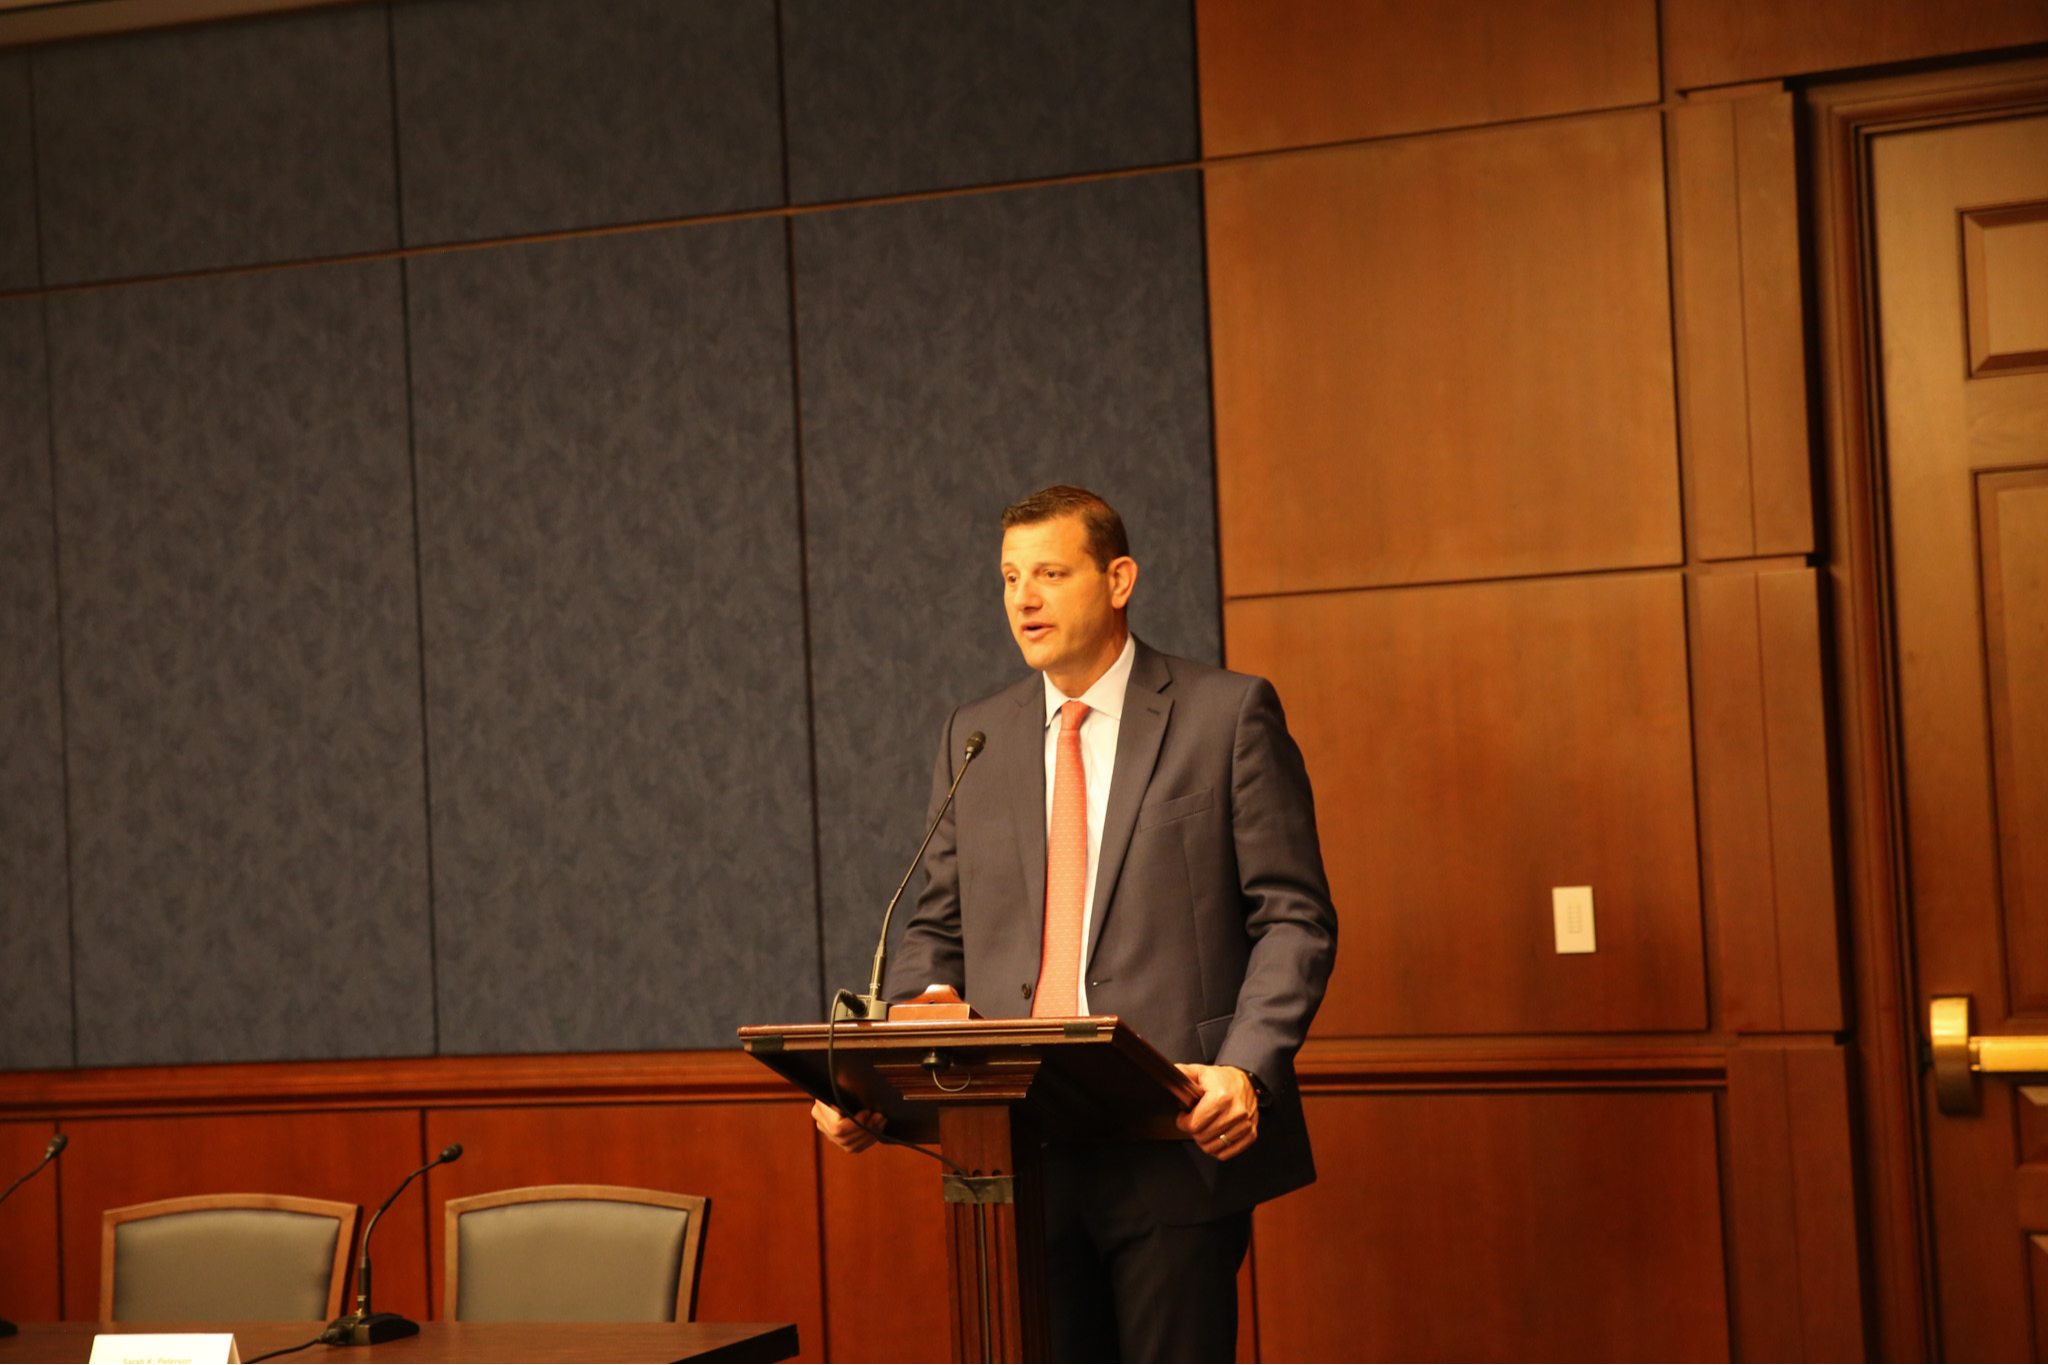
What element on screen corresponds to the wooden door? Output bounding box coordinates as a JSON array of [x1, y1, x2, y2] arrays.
[[1872, 106, 2048, 1359]]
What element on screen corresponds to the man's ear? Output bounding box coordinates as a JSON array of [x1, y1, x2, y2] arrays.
[[1107, 556, 1139, 610]]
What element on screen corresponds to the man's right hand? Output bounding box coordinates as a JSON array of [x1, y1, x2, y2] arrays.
[[812, 1099, 885, 1154]]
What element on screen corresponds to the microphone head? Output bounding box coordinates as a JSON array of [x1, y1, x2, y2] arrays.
[[438, 1143, 464, 1164], [46, 1133, 67, 1159], [964, 731, 986, 758]]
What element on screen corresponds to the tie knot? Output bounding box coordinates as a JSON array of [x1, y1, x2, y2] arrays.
[[1059, 701, 1090, 733]]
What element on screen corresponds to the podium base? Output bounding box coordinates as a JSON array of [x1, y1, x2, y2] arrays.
[[323, 1312, 420, 1345]]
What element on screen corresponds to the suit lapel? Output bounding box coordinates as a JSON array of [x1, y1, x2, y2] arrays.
[[1086, 642, 1172, 970]]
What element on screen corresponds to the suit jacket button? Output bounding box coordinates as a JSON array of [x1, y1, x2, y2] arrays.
[[1021, 983, 1032, 999]]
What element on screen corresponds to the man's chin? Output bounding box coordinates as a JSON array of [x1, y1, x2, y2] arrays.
[[1013, 635, 1057, 672]]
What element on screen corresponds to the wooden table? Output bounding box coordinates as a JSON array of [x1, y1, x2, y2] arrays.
[[0, 1321, 798, 1363]]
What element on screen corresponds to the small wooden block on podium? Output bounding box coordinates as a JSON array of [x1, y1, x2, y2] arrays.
[[889, 983, 983, 1021], [739, 1001, 1196, 1364]]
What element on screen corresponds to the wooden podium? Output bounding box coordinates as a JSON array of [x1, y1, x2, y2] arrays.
[[738, 1011, 1198, 1363]]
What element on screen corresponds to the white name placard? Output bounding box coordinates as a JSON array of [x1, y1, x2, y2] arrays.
[[88, 1333, 240, 1364]]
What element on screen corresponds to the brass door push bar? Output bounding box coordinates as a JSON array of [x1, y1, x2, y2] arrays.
[[1929, 995, 2048, 1115]]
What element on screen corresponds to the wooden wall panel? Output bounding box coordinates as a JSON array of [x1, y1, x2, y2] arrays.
[[1195, 0, 1658, 157], [0, 1121, 61, 1323], [817, 1141, 949, 1362], [1670, 98, 1753, 556], [1732, 97, 1816, 557], [56, 1110, 426, 1323], [1235, 1249, 1256, 1363], [1664, 0, 2048, 93], [1255, 1090, 1729, 1361], [422, 1103, 822, 1362], [1208, 111, 1682, 597], [1693, 570, 1779, 1028], [1692, 569, 1843, 1034], [1670, 91, 1815, 560], [1227, 572, 1706, 1036], [2034, 1234, 2048, 1364], [1725, 1042, 1865, 1360], [1753, 572, 1842, 1028]]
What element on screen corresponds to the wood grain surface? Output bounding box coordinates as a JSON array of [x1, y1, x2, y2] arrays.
[[1691, 568, 1842, 1034], [817, 1139, 949, 1363], [1207, 110, 1681, 596], [1724, 1041, 1865, 1359], [1228, 572, 1705, 1037], [1869, 101, 2048, 1363], [0, 1121, 61, 1323], [1669, 91, 1814, 561], [1803, 59, 2048, 1361], [1663, 0, 2048, 92], [1252, 1090, 1729, 1362], [0, 1049, 784, 1120], [1196, 0, 1657, 155]]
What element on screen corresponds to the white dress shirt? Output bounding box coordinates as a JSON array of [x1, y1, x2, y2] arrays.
[[1041, 632, 1136, 1015]]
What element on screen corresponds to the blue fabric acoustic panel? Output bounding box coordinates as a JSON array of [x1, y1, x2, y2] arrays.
[[0, 57, 36, 290], [0, 300, 72, 1069], [392, 0, 784, 246], [781, 0, 1198, 204], [32, 7, 398, 284], [50, 263, 433, 1067], [408, 221, 817, 1054], [795, 171, 1219, 1002]]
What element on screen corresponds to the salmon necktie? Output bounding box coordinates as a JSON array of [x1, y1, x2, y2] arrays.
[[1034, 700, 1090, 1017]]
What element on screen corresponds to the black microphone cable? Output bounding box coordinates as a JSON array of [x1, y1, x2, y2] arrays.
[[824, 989, 967, 1177], [244, 1334, 325, 1362]]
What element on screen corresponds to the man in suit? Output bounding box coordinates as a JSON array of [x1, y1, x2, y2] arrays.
[[814, 485, 1337, 1361]]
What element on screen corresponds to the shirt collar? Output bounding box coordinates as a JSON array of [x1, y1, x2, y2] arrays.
[[1043, 632, 1137, 729]]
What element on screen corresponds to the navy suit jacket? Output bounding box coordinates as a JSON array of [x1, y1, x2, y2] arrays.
[[887, 640, 1338, 1222]]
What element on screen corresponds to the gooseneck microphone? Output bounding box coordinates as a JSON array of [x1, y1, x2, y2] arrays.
[[832, 730, 985, 1023], [322, 1143, 463, 1346], [0, 1134, 67, 1337], [0, 1133, 65, 1209]]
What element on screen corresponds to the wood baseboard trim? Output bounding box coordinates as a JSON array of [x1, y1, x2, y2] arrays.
[[0, 1035, 1739, 1120], [0, 1048, 801, 1119]]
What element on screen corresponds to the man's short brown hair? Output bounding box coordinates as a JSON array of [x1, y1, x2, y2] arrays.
[[1001, 485, 1130, 570]]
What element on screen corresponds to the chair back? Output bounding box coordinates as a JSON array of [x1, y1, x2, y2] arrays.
[[101, 1193, 359, 1322], [445, 1184, 709, 1323]]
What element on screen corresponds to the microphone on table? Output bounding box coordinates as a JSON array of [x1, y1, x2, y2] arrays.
[[832, 730, 985, 1023], [322, 1143, 463, 1346], [0, 1134, 68, 1338]]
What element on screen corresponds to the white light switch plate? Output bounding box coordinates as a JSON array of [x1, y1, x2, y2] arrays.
[[1553, 886, 1596, 954]]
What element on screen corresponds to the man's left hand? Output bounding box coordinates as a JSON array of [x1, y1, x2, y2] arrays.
[[1175, 1064, 1259, 1160]]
